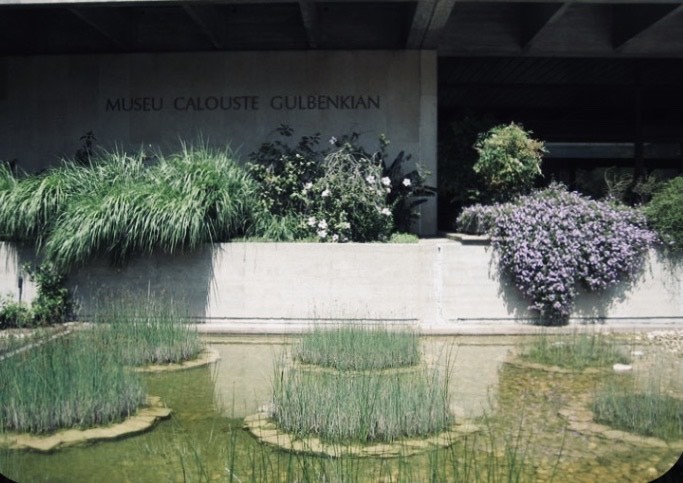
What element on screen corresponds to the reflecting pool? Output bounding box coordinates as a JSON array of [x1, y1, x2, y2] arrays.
[[1, 335, 681, 482]]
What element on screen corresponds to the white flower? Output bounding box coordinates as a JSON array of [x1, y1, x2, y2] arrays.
[[329, 136, 337, 145], [303, 182, 313, 191], [339, 222, 351, 230], [365, 175, 376, 184], [402, 178, 411, 187], [380, 207, 392, 216], [381, 177, 391, 187], [318, 219, 328, 230], [332, 234, 339, 242], [385, 187, 391, 194], [307, 216, 317, 227], [321, 188, 331, 197], [317, 230, 327, 239]]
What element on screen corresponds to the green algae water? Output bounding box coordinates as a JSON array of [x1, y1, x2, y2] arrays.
[[1, 336, 681, 482]]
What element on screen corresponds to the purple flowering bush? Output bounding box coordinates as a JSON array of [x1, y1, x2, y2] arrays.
[[486, 184, 657, 323], [456, 203, 514, 235]]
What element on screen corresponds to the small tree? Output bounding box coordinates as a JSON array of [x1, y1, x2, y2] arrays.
[[646, 176, 683, 251], [473, 123, 545, 202]]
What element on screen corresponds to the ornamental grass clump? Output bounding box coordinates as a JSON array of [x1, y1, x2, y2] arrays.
[[293, 324, 420, 371], [0, 332, 146, 434], [0, 145, 259, 271], [489, 184, 657, 323]]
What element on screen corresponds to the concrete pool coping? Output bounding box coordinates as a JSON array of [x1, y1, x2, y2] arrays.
[[197, 320, 683, 336]]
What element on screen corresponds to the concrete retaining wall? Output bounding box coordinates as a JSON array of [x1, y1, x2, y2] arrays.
[[3, 240, 681, 330]]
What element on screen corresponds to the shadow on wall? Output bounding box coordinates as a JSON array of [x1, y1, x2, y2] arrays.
[[494, 248, 683, 324], [490, 252, 538, 323], [66, 245, 215, 322]]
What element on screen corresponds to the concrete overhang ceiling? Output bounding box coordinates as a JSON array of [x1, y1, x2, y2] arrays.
[[0, 0, 682, 56]]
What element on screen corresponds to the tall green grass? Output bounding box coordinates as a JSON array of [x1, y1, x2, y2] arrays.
[[91, 295, 202, 366], [227, 412, 546, 482], [593, 359, 683, 442], [272, 364, 451, 444], [0, 145, 261, 270], [294, 324, 421, 371], [0, 331, 145, 434], [522, 330, 630, 370], [593, 390, 683, 441]]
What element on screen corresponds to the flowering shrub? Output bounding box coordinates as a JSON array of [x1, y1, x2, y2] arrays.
[[488, 184, 657, 323], [303, 148, 393, 242], [455, 203, 514, 235], [248, 126, 430, 242], [248, 125, 324, 224], [473, 123, 545, 202], [645, 176, 683, 251]]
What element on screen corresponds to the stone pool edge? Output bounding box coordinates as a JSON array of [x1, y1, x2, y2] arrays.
[[0, 395, 172, 452]]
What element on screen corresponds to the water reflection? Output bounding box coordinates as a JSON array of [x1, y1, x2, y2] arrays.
[[208, 335, 517, 418]]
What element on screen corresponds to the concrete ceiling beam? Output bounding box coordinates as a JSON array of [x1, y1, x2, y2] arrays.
[[520, 1, 574, 51], [181, 4, 225, 49], [298, 0, 319, 48], [613, 4, 683, 52], [68, 6, 132, 50], [406, 0, 456, 49]]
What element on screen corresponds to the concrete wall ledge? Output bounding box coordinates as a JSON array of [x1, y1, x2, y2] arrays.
[[2, 240, 682, 331], [442, 232, 490, 245]]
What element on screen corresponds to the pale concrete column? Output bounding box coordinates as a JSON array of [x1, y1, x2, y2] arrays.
[[417, 50, 438, 236]]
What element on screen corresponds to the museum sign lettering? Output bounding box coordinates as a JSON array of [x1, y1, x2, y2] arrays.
[[105, 95, 381, 112]]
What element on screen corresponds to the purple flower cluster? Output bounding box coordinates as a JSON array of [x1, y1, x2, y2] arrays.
[[489, 184, 658, 321]]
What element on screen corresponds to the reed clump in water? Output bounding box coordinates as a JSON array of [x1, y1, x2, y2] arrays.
[[0, 331, 145, 434], [274, 324, 451, 444], [293, 324, 421, 371]]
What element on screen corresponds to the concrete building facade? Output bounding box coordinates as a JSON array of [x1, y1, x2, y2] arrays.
[[2, 0, 683, 234]]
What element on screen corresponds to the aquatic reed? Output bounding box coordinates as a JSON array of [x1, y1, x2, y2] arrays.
[[593, 390, 683, 441], [293, 324, 421, 371], [522, 330, 630, 370], [0, 331, 145, 434], [91, 295, 202, 366]]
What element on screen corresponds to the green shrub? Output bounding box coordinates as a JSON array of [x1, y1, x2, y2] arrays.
[[0, 296, 31, 329], [303, 148, 394, 242], [27, 263, 74, 326], [646, 176, 683, 251], [0, 264, 73, 329], [473, 123, 545, 203], [247, 125, 324, 225], [248, 126, 431, 241]]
